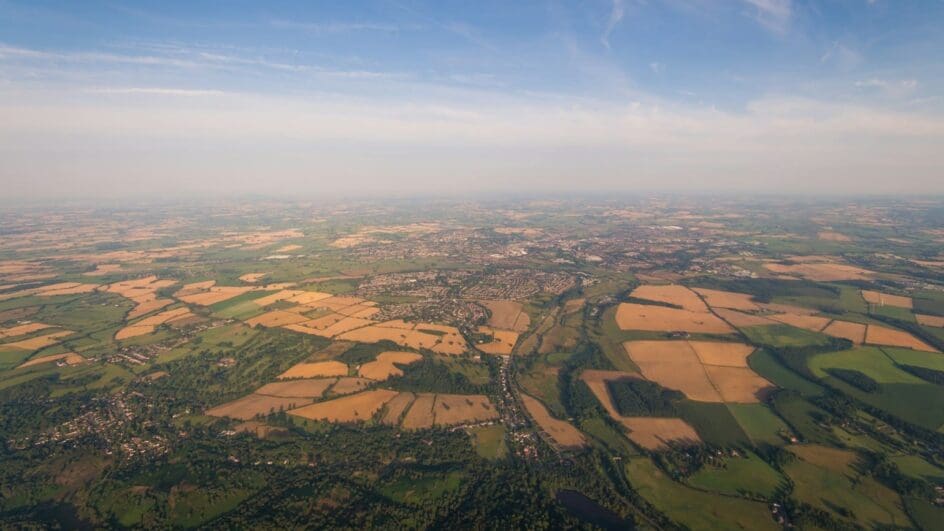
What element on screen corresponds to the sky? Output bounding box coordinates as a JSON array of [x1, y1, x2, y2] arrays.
[[1, 0, 943, 199]]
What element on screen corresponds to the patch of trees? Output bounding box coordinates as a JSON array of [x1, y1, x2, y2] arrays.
[[897, 364, 944, 386], [860, 451, 937, 500], [385, 359, 485, 395], [824, 368, 879, 393], [605, 378, 682, 417], [336, 341, 397, 365]]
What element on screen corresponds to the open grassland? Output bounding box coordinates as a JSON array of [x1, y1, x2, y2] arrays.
[[470, 424, 508, 459], [206, 394, 313, 420], [686, 452, 785, 498], [625, 458, 778, 531], [740, 324, 833, 348], [520, 393, 586, 448], [727, 403, 792, 445], [785, 445, 910, 529]]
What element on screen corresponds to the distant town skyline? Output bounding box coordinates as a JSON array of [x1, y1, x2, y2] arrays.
[[1, 0, 942, 198]]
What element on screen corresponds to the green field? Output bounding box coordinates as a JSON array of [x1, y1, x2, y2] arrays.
[[809, 346, 926, 384], [470, 425, 508, 459], [379, 469, 464, 504], [686, 451, 785, 498], [741, 324, 833, 348], [784, 445, 910, 528], [727, 403, 792, 445], [748, 349, 823, 396], [625, 458, 777, 530]]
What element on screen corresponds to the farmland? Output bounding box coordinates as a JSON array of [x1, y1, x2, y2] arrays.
[[2, 197, 944, 530]]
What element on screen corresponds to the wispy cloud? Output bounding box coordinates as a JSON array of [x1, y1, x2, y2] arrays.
[[601, 0, 625, 49], [855, 78, 918, 98], [86, 87, 225, 97], [741, 0, 792, 34]]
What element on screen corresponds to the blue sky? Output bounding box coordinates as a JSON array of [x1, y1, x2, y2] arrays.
[[1, 1, 942, 198]]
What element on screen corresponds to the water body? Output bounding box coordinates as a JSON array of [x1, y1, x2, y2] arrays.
[[556, 489, 634, 530]]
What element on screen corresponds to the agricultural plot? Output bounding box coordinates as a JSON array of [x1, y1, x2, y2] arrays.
[[254, 378, 337, 398], [0, 322, 53, 338], [865, 324, 938, 352], [337, 321, 467, 355], [623, 340, 773, 403], [861, 290, 912, 309], [713, 308, 777, 327], [245, 310, 309, 328], [288, 389, 399, 423], [822, 320, 867, 343], [916, 314, 944, 327], [115, 307, 193, 340], [278, 360, 348, 379], [727, 403, 792, 445], [400, 393, 437, 429], [2, 329, 73, 350], [625, 458, 778, 531], [207, 394, 313, 420], [763, 260, 873, 281], [381, 391, 416, 425], [520, 393, 586, 448], [691, 287, 759, 311], [686, 452, 785, 498], [17, 352, 86, 369], [767, 313, 831, 332], [614, 303, 734, 334], [328, 377, 372, 395], [432, 394, 498, 425], [630, 284, 708, 311], [784, 445, 910, 529], [479, 300, 531, 332], [357, 351, 422, 380], [473, 326, 519, 355]]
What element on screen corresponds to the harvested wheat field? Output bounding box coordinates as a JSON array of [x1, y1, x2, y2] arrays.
[[3, 330, 73, 350], [239, 273, 266, 283], [822, 320, 867, 343], [624, 341, 722, 402], [338, 323, 467, 355], [433, 394, 498, 426], [17, 352, 86, 369], [564, 298, 585, 314], [207, 394, 313, 420], [313, 317, 375, 337], [329, 377, 373, 395], [615, 303, 734, 334], [714, 308, 777, 327], [287, 291, 335, 305], [178, 286, 254, 306], [358, 351, 422, 380], [0, 322, 52, 338], [289, 389, 400, 423], [688, 341, 755, 367], [127, 298, 173, 319], [768, 313, 832, 332], [474, 326, 519, 355], [763, 261, 873, 281], [623, 340, 772, 403], [865, 325, 939, 352], [630, 284, 707, 311], [251, 290, 304, 307], [817, 231, 851, 242], [692, 288, 760, 311], [861, 290, 912, 309], [703, 366, 773, 402], [381, 392, 416, 425], [35, 282, 99, 297], [115, 307, 193, 339], [255, 378, 337, 398], [278, 360, 349, 379], [621, 417, 701, 450], [246, 310, 309, 328], [916, 314, 944, 328], [480, 300, 531, 332], [401, 393, 437, 429], [115, 325, 155, 340], [521, 393, 585, 448]]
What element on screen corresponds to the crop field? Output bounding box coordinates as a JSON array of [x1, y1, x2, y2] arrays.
[[865, 324, 938, 352], [381, 391, 415, 425], [245, 310, 309, 328], [623, 340, 772, 402], [520, 393, 586, 448], [713, 308, 777, 327], [17, 352, 86, 369], [691, 287, 759, 311], [288, 389, 400, 423], [916, 314, 944, 327], [278, 360, 349, 379], [470, 425, 508, 459], [473, 326, 519, 355], [207, 394, 313, 420], [620, 417, 700, 449], [625, 458, 778, 531], [768, 313, 831, 332], [479, 299, 531, 332], [432, 394, 498, 425], [727, 403, 792, 445], [400, 393, 437, 429], [357, 351, 422, 380], [822, 319, 867, 343], [0, 322, 52, 338], [763, 260, 873, 281], [328, 377, 372, 395], [615, 303, 734, 334], [630, 284, 708, 311], [861, 289, 912, 308], [1, 329, 73, 350], [254, 378, 337, 398]]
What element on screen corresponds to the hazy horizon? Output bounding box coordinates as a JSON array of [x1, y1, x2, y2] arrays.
[[2, 0, 943, 198]]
